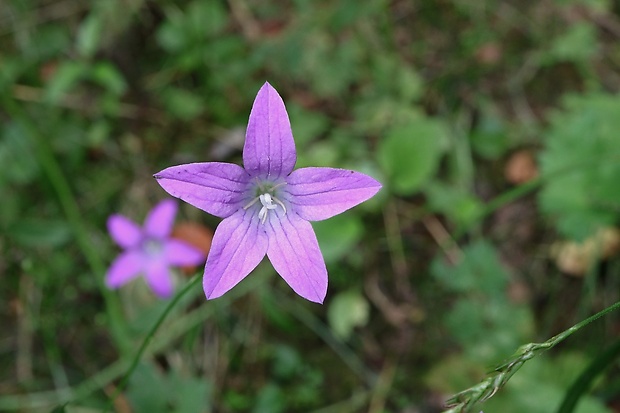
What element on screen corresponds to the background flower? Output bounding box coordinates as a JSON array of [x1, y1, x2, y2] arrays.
[[106, 199, 205, 298]]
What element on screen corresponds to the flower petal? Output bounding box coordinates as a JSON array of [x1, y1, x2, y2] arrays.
[[105, 250, 144, 289], [286, 167, 382, 221], [266, 213, 327, 303], [154, 162, 250, 218], [144, 261, 174, 298], [243, 82, 296, 179], [144, 199, 177, 238], [107, 215, 142, 248], [164, 239, 206, 266], [203, 210, 268, 299]]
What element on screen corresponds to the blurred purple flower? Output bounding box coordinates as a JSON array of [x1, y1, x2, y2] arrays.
[[155, 82, 381, 303], [106, 199, 206, 298]]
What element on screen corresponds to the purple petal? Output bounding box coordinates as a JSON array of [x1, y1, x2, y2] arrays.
[[144, 199, 177, 238], [266, 213, 327, 303], [243, 82, 296, 179], [203, 210, 268, 299], [164, 239, 206, 266], [154, 162, 250, 218], [105, 250, 144, 289], [286, 167, 382, 221], [144, 261, 174, 298], [107, 215, 142, 248]]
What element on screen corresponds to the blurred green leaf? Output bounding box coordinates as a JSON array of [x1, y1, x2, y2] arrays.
[[9, 218, 71, 247], [546, 22, 597, 64], [90, 62, 127, 96], [0, 122, 40, 185], [288, 104, 330, 146], [327, 289, 369, 340], [313, 213, 364, 263], [253, 383, 286, 413], [539, 93, 620, 240], [127, 363, 169, 412], [378, 117, 447, 195], [77, 14, 104, 58], [44, 61, 88, 103], [160, 87, 204, 120], [169, 372, 212, 413], [431, 240, 508, 295], [425, 181, 483, 227], [469, 109, 510, 159]]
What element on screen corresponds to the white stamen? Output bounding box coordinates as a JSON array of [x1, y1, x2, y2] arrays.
[[256, 193, 286, 223]]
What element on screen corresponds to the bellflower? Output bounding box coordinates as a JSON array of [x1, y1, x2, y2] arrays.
[[106, 199, 206, 298], [154, 82, 381, 303]]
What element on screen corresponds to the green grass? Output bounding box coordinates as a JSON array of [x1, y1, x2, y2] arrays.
[[2, 0, 620, 412]]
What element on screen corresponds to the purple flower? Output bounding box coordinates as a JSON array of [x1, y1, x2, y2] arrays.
[[154, 82, 381, 303], [106, 199, 206, 298]]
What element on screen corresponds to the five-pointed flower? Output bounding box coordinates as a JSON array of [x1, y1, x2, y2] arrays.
[[154, 82, 381, 303], [106, 199, 206, 298]]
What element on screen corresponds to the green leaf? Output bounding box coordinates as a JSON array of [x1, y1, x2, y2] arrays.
[[546, 22, 597, 64], [425, 181, 483, 227], [253, 383, 286, 413], [539, 93, 620, 240], [90, 62, 127, 96], [127, 363, 168, 412], [77, 14, 104, 57], [327, 289, 369, 340], [0, 122, 40, 185], [431, 240, 508, 295], [378, 117, 447, 195], [9, 218, 71, 247], [313, 213, 364, 263], [469, 108, 509, 159], [169, 372, 212, 413], [44, 61, 88, 103], [160, 87, 204, 120]]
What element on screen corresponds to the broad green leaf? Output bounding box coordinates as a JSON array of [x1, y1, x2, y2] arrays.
[[539, 93, 620, 240], [378, 117, 447, 195], [327, 290, 369, 340], [127, 364, 169, 412], [169, 372, 212, 413], [313, 213, 363, 263]]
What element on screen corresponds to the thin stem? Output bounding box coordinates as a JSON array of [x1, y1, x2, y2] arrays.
[[444, 299, 620, 413], [0, 94, 130, 352], [105, 274, 202, 411]]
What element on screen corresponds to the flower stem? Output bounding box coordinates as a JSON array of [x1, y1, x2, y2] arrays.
[[443, 300, 620, 413], [105, 274, 202, 411]]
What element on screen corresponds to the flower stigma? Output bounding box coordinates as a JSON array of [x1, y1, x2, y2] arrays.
[[243, 180, 287, 224]]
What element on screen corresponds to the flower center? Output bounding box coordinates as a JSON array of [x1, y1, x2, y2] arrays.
[[143, 238, 163, 257], [243, 181, 287, 224]]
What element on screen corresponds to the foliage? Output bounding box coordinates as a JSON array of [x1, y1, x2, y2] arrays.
[[2, 0, 620, 412], [539, 93, 620, 240]]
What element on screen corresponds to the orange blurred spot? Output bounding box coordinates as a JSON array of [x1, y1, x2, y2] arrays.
[[172, 222, 213, 275]]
